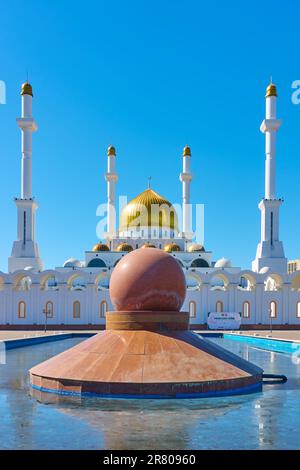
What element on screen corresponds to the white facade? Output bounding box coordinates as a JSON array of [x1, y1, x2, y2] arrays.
[[1, 266, 300, 326], [2, 81, 300, 327]]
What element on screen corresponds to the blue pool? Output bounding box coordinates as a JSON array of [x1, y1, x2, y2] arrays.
[[224, 333, 300, 355], [0, 335, 300, 450]]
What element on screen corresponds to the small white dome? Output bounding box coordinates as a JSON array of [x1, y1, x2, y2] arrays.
[[215, 257, 232, 268], [24, 266, 35, 271], [63, 258, 82, 268], [259, 266, 270, 274]]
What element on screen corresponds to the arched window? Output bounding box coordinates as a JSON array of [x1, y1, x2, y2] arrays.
[[73, 301, 80, 319], [87, 258, 106, 268], [296, 302, 300, 319], [242, 301, 250, 318], [269, 301, 277, 318], [210, 274, 228, 290], [69, 276, 86, 291], [100, 301, 108, 318], [45, 301, 54, 318], [19, 276, 32, 291], [191, 258, 209, 268], [18, 301, 26, 319], [216, 301, 223, 313], [189, 301, 196, 318]]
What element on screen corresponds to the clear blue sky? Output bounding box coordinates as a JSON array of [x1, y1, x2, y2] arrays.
[[0, 0, 299, 271]]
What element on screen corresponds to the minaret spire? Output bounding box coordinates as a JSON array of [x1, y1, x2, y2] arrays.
[[8, 82, 44, 272], [252, 81, 287, 274], [105, 145, 118, 236], [180, 145, 193, 239]]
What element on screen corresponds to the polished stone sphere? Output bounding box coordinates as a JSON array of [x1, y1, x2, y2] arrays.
[[110, 247, 186, 311]]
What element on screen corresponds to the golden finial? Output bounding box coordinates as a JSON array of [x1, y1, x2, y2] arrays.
[[20, 81, 33, 97], [183, 145, 191, 157], [107, 145, 116, 156], [266, 78, 277, 98]]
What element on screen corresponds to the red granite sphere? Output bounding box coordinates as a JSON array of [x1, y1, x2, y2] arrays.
[[110, 247, 186, 311]]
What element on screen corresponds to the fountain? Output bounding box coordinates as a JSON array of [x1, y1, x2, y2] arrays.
[[30, 248, 263, 398]]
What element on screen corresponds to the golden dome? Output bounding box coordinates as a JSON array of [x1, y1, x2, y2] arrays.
[[92, 242, 110, 252], [164, 243, 181, 253], [266, 82, 277, 98], [107, 145, 116, 156], [188, 243, 205, 253], [21, 82, 33, 97], [119, 188, 179, 233], [116, 243, 133, 252], [183, 145, 191, 157], [141, 243, 156, 248]]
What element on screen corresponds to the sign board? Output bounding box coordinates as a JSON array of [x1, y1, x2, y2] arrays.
[[207, 312, 241, 330]]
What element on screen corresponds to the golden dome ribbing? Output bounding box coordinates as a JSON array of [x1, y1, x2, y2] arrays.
[[116, 243, 133, 252], [119, 188, 179, 232], [164, 243, 181, 253], [92, 243, 110, 252]]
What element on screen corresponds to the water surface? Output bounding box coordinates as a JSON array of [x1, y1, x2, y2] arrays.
[[0, 336, 299, 450]]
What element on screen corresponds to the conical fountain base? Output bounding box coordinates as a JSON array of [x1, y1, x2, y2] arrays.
[[30, 311, 263, 398]]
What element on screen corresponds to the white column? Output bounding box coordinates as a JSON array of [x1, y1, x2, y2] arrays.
[[18, 87, 37, 199], [8, 82, 43, 272], [201, 281, 210, 324], [263, 89, 280, 200], [180, 145, 192, 237], [105, 145, 118, 236], [252, 82, 287, 274]]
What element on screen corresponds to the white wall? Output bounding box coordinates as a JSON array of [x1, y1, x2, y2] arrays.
[[1, 268, 300, 326]]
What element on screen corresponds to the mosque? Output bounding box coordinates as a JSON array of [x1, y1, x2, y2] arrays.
[[1, 80, 300, 329]]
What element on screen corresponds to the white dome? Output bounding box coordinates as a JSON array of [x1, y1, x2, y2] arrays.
[[24, 266, 35, 271], [63, 258, 82, 268], [215, 257, 232, 268], [259, 266, 270, 274]]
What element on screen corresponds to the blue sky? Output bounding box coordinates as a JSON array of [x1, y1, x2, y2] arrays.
[[0, 0, 299, 271]]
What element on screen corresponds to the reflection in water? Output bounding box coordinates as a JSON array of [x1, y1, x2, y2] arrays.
[[31, 385, 247, 449], [43, 397, 247, 450], [1, 337, 300, 449]]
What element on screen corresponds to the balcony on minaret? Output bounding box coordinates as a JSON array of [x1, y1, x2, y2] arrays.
[[16, 117, 38, 132], [260, 118, 281, 134]]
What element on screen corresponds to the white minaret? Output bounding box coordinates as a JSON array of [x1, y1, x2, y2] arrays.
[[180, 145, 193, 239], [105, 145, 118, 236], [8, 82, 44, 273], [252, 82, 287, 274]]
